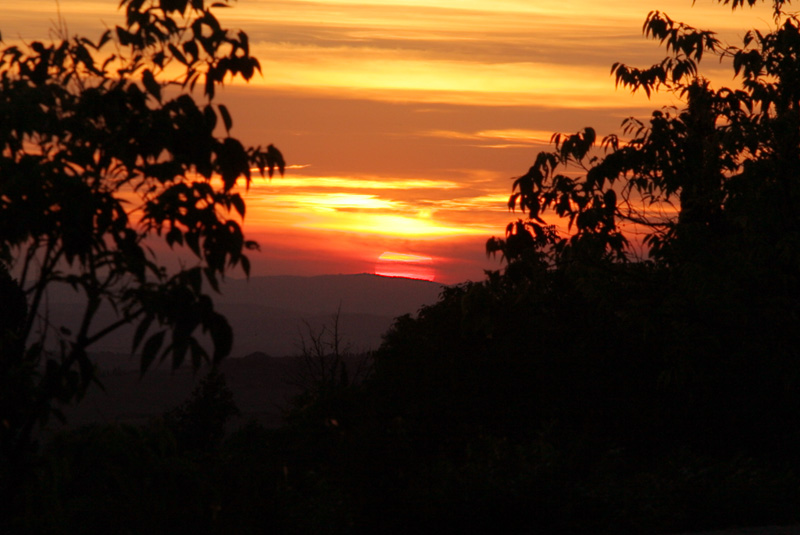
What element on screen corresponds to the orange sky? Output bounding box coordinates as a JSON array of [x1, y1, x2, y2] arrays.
[[1, 0, 778, 282]]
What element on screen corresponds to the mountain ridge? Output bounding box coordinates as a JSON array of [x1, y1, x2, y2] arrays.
[[45, 273, 445, 362], [215, 272, 445, 317]]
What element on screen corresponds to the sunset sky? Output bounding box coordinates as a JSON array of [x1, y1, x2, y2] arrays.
[[1, 0, 778, 282]]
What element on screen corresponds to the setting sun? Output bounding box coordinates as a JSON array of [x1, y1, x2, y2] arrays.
[[375, 251, 436, 281]]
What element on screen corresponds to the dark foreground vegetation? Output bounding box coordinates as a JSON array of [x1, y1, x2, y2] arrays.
[[7, 281, 800, 534], [4, 0, 800, 533]]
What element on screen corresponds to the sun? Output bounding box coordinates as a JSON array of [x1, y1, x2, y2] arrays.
[[375, 252, 436, 281]]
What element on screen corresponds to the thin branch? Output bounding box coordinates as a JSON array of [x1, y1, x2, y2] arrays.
[[21, 239, 63, 344], [19, 237, 42, 289], [83, 307, 144, 348]]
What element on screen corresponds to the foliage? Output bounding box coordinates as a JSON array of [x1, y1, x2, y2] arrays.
[[0, 0, 283, 463], [164, 368, 240, 454], [489, 0, 800, 273], [284, 310, 372, 430], [15, 422, 212, 535], [10, 418, 277, 534], [477, 0, 800, 464]]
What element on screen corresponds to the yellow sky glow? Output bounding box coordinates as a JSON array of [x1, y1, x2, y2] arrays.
[[242, 174, 505, 238], [252, 46, 628, 107], [378, 251, 432, 263], [249, 175, 462, 190]]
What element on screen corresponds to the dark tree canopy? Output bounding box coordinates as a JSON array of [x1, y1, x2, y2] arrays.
[[0, 0, 283, 461], [358, 0, 800, 529]]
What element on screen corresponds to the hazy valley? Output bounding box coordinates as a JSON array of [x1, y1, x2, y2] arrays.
[[53, 274, 443, 429]]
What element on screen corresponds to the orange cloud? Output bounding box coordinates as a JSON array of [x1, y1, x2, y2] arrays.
[[241, 173, 508, 239]]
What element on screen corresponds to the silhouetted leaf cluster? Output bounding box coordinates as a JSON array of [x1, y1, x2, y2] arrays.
[[492, 0, 800, 273], [0, 0, 282, 474]]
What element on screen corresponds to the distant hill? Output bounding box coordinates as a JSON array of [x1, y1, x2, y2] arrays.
[[44, 273, 445, 366], [216, 273, 444, 317], [214, 273, 444, 358]]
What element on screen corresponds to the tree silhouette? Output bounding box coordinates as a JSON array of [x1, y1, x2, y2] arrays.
[[352, 0, 800, 530], [490, 0, 800, 273], [164, 368, 239, 454], [0, 0, 283, 466], [478, 0, 800, 448]]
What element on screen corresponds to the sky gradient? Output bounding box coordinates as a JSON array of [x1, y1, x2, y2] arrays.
[[1, 0, 778, 282]]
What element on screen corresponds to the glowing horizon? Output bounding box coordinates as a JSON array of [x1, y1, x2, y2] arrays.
[[375, 251, 436, 281]]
